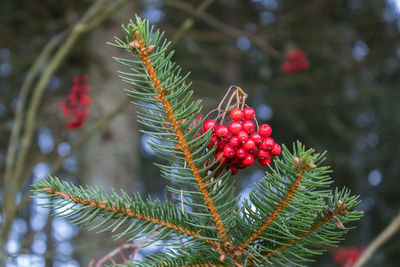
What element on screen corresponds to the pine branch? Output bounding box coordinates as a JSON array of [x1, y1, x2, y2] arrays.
[[264, 205, 348, 258], [31, 16, 363, 267], [33, 177, 219, 247], [238, 165, 308, 252], [234, 143, 362, 266], [245, 204, 353, 266], [112, 17, 236, 246]]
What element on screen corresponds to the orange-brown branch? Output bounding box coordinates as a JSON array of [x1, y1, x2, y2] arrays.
[[264, 206, 347, 258], [42, 187, 218, 247], [237, 169, 306, 252], [130, 34, 230, 244]]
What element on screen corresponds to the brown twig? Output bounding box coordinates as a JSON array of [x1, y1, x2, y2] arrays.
[[169, 0, 216, 47], [89, 243, 142, 267], [353, 212, 400, 267]]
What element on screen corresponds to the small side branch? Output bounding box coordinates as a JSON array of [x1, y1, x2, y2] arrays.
[[264, 206, 348, 258], [41, 187, 218, 247], [237, 168, 306, 252]]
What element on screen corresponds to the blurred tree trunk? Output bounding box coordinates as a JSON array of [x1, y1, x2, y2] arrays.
[[76, 3, 139, 264]]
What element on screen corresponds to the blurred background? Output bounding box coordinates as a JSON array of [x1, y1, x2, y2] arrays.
[[1, 0, 400, 266]]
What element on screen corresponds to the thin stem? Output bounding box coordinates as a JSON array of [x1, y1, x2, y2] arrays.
[[353, 212, 400, 267], [170, 0, 216, 47], [0, 0, 127, 259], [220, 91, 237, 124], [2, 31, 64, 197], [167, 0, 282, 59]]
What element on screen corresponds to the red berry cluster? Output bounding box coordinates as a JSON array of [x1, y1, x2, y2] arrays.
[[203, 107, 281, 175], [281, 49, 310, 73], [333, 247, 364, 267], [59, 75, 92, 130]]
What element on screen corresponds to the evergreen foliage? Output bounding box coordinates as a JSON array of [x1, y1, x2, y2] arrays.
[[32, 16, 362, 266]]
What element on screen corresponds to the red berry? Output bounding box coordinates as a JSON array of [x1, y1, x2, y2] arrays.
[[223, 145, 235, 159], [236, 148, 247, 159], [230, 108, 244, 121], [216, 151, 226, 165], [243, 107, 255, 120], [237, 131, 248, 144], [251, 147, 259, 158], [242, 120, 255, 134], [238, 163, 246, 169], [228, 121, 242, 135], [231, 156, 241, 164], [229, 136, 240, 148], [270, 143, 281, 156], [258, 149, 270, 160], [215, 125, 229, 139], [217, 140, 226, 151], [261, 137, 274, 150], [241, 154, 254, 166], [208, 135, 218, 149], [203, 120, 217, 132], [229, 164, 239, 175], [258, 156, 271, 166], [259, 124, 272, 137], [250, 132, 262, 144], [243, 139, 256, 151]]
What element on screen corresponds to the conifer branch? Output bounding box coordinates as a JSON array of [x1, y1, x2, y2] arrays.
[[29, 16, 362, 266], [264, 205, 348, 258], [37, 183, 218, 247], [244, 205, 349, 266], [129, 30, 230, 244], [238, 166, 307, 252]]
